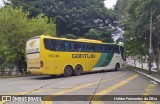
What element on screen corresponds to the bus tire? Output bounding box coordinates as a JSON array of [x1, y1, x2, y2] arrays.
[[74, 65, 83, 76], [64, 66, 73, 77], [115, 63, 120, 71]]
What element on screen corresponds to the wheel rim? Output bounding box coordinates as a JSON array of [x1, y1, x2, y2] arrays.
[[74, 65, 82, 75], [64, 66, 72, 77]]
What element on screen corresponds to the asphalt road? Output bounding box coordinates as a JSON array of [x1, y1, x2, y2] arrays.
[[0, 67, 160, 104]]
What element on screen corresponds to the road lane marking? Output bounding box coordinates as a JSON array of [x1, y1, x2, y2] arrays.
[[53, 73, 127, 95], [90, 74, 139, 104], [0, 101, 5, 104], [141, 81, 156, 104], [0, 72, 127, 104], [41, 72, 127, 104]]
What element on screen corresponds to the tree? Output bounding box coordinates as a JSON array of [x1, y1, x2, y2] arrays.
[[84, 28, 113, 43], [9, 0, 117, 40], [114, 0, 128, 19], [118, 0, 160, 73], [0, 6, 56, 68]]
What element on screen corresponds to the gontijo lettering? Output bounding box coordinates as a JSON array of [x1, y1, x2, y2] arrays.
[[72, 54, 95, 58], [27, 48, 39, 54]]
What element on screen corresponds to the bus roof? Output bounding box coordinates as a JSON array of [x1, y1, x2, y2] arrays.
[[76, 39, 102, 43], [41, 35, 104, 44]]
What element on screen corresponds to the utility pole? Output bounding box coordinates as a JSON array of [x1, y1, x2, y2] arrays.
[[149, 8, 153, 74]]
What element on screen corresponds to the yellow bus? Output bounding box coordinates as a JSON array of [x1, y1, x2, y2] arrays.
[[26, 35, 126, 77]]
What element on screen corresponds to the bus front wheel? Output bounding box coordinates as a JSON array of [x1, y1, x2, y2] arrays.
[[64, 66, 73, 77], [74, 65, 83, 76]]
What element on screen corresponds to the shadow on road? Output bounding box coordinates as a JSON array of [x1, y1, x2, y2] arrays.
[[31, 69, 124, 80], [82, 69, 119, 75], [30, 75, 64, 80]]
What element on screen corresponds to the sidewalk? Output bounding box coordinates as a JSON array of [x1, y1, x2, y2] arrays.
[[126, 59, 157, 72], [128, 66, 160, 84]]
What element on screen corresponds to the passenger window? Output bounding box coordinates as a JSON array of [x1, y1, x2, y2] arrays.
[[50, 40, 56, 51], [44, 39, 51, 50], [60, 41, 64, 51]]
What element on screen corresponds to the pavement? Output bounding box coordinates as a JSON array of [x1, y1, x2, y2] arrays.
[[126, 58, 160, 84], [0, 72, 39, 79], [1, 60, 160, 85], [128, 66, 160, 84]]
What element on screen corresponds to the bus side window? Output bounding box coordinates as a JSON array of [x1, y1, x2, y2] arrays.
[[97, 45, 101, 52], [70, 42, 74, 51], [55, 40, 60, 51], [44, 39, 51, 50], [101, 45, 105, 52], [112, 45, 116, 53], [64, 41, 68, 51], [110, 45, 115, 53], [110, 45, 114, 53], [95, 44, 98, 52], [68, 42, 72, 51], [81, 44, 85, 52], [77, 43, 82, 52], [104, 45, 109, 53], [64, 41, 72, 52], [73, 43, 78, 52], [60, 41, 65, 51], [91, 44, 96, 52], [86, 44, 89, 52], [50, 39, 56, 51], [86, 44, 92, 52]]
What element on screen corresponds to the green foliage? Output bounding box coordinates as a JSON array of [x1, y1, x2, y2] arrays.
[[116, 0, 147, 56], [84, 29, 113, 43], [9, 0, 116, 40], [0, 6, 56, 66], [118, 0, 160, 61], [60, 34, 78, 39], [116, 0, 160, 72], [114, 0, 128, 19]]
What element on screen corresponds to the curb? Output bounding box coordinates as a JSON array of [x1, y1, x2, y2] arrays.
[[133, 70, 160, 84]]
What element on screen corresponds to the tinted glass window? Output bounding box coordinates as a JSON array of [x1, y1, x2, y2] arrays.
[[112, 45, 120, 53], [50, 39, 56, 50], [44, 39, 58, 51], [81, 44, 86, 51], [103, 44, 120, 53], [44, 38, 122, 53], [44, 39, 51, 50]]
